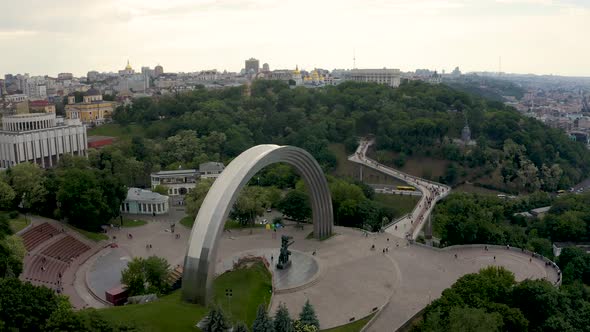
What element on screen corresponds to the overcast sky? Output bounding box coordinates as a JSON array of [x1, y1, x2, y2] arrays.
[[0, 0, 589, 77]]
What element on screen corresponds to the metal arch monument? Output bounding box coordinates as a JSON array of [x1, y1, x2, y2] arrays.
[[182, 144, 334, 304]]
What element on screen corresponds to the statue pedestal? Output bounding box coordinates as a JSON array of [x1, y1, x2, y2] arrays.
[[276, 260, 292, 270]]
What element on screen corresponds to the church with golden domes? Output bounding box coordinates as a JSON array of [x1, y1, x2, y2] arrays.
[[118, 60, 135, 76], [292, 65, 303, 86]]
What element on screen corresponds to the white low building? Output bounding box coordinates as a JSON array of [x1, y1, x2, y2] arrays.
[[0, 113, 87, 168], [150, 169, 198, 196], [121, 187, 169, 215], [346, 68, 401, 88]]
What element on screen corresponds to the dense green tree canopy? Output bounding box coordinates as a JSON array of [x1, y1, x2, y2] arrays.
[[110, 80, 589, 193], [415, 267, 590, 332]]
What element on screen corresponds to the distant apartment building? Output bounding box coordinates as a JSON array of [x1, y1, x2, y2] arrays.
[[347, 68, 401, 87], [87, 71, 100, 82], [0, 113, 87, 168], [154, 65, 164, 77], [65, 88, 116, 126], [57, 73, 74, 81], [245, 58, 260, 74], [4, 94, 28, 103]]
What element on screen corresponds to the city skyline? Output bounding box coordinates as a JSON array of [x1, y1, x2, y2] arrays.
[[1, 0, 589, 77]]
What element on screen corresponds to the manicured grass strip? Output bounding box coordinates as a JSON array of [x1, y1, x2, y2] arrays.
[[97, 262, 272, 330], [212, 261, 273, 326], [179, 215, 195, 228], [9, 218, 29, 233], [322, 313, 375, 332], [87, 124, 144, 141], [93, 290, 206, 332], [374, 194, 419, 216], [66, 224, 109, 242]]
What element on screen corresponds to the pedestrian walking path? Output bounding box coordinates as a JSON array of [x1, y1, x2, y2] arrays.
[[348, 138, 451, 240]]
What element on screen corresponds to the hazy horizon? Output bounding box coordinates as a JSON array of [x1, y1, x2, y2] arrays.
[[1, 0, 589, 77]]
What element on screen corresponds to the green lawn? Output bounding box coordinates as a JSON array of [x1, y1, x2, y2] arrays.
[[97, 262, 272, 331], [88, 124, 144, 141], [329, 143, 405, 186], [322, 313, 375, 332], [94, 290, 206, 332], [212, 261, 272, 326], [180, 215, 195, 228], [120, 219, 148, 228], [8, 218, 29, 233], [66, 224, 109, 242], [374, 194, 419, 216]]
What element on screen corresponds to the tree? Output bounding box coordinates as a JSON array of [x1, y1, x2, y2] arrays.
[[153, 185, 169, 195], [448, 307, 502, 332], [120, 257, 146, 296], [186, 178, 214, 217], [274, 303, 293, 332], [293, 320, 317, 332], [278, 190, 311, 222], [43, 297, 86, 332], [121, 256, 170, 296], [231, 186, 270, 225], [252, 304, 274, 332], [7, 162, 47, 211], [0, 278, 60, 330], [0, 180, 15, 210], [0, 235, 25, 278], [298, 300, 319, 330], [202, 306, 230, 332], [234, 322, 249, 332], [56, 168, 117, 231]]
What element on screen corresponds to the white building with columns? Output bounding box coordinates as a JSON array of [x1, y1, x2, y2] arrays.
[[0, 113, 87, 168]]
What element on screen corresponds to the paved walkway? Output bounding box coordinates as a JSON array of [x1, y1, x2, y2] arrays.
[[348, 138, 450, 240]]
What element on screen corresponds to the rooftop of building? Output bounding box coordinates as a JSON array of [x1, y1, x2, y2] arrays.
[[199, 161, 225, 172], [84, 88, 101, 96], [151, 169, 198, 176], [29, 100, 53, 107], [531, 206, 552, 214], [125, 187, 168, 203]]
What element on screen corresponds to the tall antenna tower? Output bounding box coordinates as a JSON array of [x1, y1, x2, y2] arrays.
[[353, 49, 356, 69], [498, 56, 502, 76]]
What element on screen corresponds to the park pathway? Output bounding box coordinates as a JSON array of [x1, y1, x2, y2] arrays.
[[348, 138, 451, 240]]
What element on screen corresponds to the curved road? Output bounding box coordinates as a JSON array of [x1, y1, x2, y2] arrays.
[[348, 138, 450, 239]]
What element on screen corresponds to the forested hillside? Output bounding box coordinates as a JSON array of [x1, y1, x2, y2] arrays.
[[109, 80, 590, 193]]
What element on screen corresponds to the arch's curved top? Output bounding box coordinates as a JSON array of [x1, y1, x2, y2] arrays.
[[182, 145, 333, 304]]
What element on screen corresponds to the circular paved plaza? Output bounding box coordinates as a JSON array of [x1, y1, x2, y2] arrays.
[[82, 220, 558, 330]]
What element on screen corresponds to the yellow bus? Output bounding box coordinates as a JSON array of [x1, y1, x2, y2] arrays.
[[557, 190, 565, 194], [396, 186, 416, 191]]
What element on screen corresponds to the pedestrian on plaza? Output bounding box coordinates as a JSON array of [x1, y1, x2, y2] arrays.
[[494, 256, 496, 260], [454, 254, 458, 259]]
